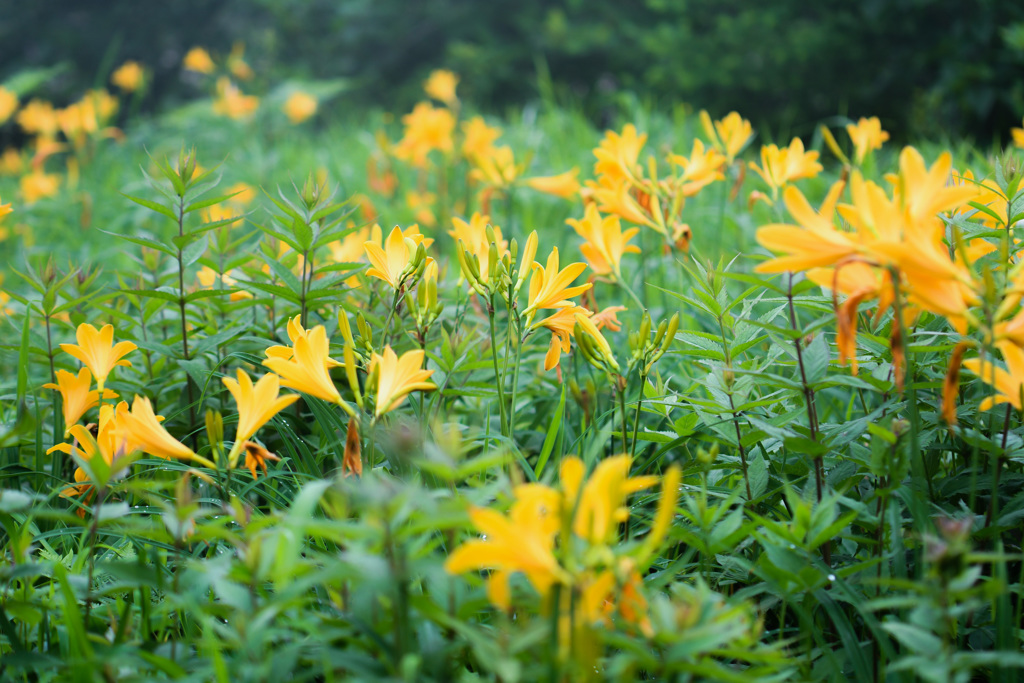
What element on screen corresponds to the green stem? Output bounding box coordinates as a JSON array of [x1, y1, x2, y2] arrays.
[[889, 268, 930, 501], [487, 297, 509, 436], [630, 372, 647, 458]]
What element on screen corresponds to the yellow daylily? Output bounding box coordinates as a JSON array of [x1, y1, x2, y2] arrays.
[[0, 87, 18, 124], [59, 323, 137, 392], [669, 138, 726, 196], [566, 204, 640, 279], [470, 145, 519, 190], [283, 91, 318, 124], [43, 368, 118, 435], [424, 69, 459, 107], [263, 323, 344, 405], [846, 117, 889, 164], [369, 346, 436, 417], [450, 212, 507, 284], [364, 225, 425, 289], [963, 342, 1024, 411], [533, 305, 591, 371], [593, 124, 646, 184], [749, 137, 822, 194], [568, 455, 658, 545], [699, 110, 753, 164], [1014, 119, 1024, 149], [117, 396, 210, 465], [212, 78, 258, 119], [393, 102, 455, 168], [111, 61, 145, 92], [524, 247, 592, 315], [20, 170, 61, 204], [242, 441, 281, 479], [17, 99, 59, 138], [524, 168, 581, 199], [183, 47, 215, 74], [222, 369, 300, 444], [461, 116, 502, 160], [755, 181, 854, 273]]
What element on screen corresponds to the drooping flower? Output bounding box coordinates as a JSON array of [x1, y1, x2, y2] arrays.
[[283, 91, 318, 124], [566, 204, 640, 279], [263, 323, 343, 405], [533, 305, 591, 371], [43, 368, 118, 435], [222, 369, 300, 444], [111, 61, 145, 92], [369, 346, 436, 417], [699, 110, 753, 164], [846, 117, 889, 164], [424, 69, 459, 107], [59, 323, 137, 392], [524, 247, 592, 315], [183, 47, 215, 74], [242, 441, 281, 479], [524, 168, 581, 199]]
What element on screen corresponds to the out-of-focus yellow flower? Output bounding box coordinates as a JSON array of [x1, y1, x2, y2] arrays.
[[213, 78, 258, 119], [369, 346, 436, 417], [0, 87, 17, 124], [846, 117, 889, 164], [569, 454, 658, 545], [0, 291, 11, 317], [405, 190, 437, 227], [225, 181, 256, 207], [0, 149, 23, 176], [196, 266, 252, 301], [43, 368, 118, 435], [17, 99, 59, 138], [669, 138, 726, 196], [755, 181, 853, 273], [228, 43, 254, 81], [469, 145, 519, 190], [111, 61, 145, 92], [891, 147, 978, 224], [450, 212, 507, 283], [364, 225, 426, 289], [524, 247, 591, 315], [594, 124, 646, 184], [964, 341, 1024, 411], [524, 168, 580, 199], [699, 110, 753, 164], [59, 323, 136, 392], [222, 369, 299, 444], [1013, 119, 1024, 148], [263, 322, 344, 405], [749, 138, 822, 194], [283, 91, 318, 124], [424, 69, 459, 107], [118, 396, 210, 464], [393, 102, 455, 168], [566, 204, 640, 279], [0, 193, 10, 220], [533, 305, 591, 371], [328, 225, 370, 264], [21, 170, 60, 203], [461, 116, 502, 160], [184, 47, 215, 74], [591, 305, 627, 332], [587, 176, 657, 229]]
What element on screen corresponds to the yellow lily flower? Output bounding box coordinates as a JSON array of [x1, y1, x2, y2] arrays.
[[586, 175, 658, 229], [424, 69, 459, 107], [242, 441, 281, 479], [20, 170, 61, 204], [393, 102, 455, 168], [846, 116, 889, 164], [43, 368, 118, 435], [1014, 119, 1024, 149], [117, 396, 209, 465], [470, 145, 519, 190], [263, 323, 344, 405], [461, 116, 502, 161], [568, 455, 658, 545], [700, 110, 753, 164], [566, 204, 640, 279], [524, 168, 581, 199], [524, 247, 592, 315], [669, 138, 726, 196], [59, 323, 137, 392], [450, 212, 507, 283], [749, 137, 822, 193], [533, 305, 591, 371], [283, 91, 318, 124], [364, 225, 425, 289], [183, 47, 215, 74], [222, 369, 300, 443], [963, 341, 1024, 411], [593, 124, 646, 184], [755, 181, 854, 273], [111, 61, 145, 92], [892, 147, 978, 223], [369, 346, 436, 417], [0, 87, 16, 125]]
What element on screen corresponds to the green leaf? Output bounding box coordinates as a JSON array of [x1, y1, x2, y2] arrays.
[[534, 381, 566, 479], [122, 192, 179, 222]]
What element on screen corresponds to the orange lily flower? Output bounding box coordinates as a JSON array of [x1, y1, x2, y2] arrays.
[[59, 323, 137, 392]]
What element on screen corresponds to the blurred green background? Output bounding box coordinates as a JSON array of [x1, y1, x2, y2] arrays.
[[3, 0, 1024, 142]]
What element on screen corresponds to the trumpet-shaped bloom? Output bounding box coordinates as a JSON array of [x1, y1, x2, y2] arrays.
[[370, 346, 436, 417], [846, 117, 889, 164], [891, 147, 978, 223], [749, 137, 822, 192], [755, 181, 854, 273], [283, 91, 318, 124], [700, 110, 753, 164], [566, 204, 640, 278], [524, 247, 592, 315], [364, 225, 422, 289], [524, 168, 580, 199], [117, 396, 198, 461], [593, 124, 646, 184], [43, 368, 118, 435], [963, 342, 1024, 411], [223, 369, 300, 444], [60, 323, 137, 392], [586, 176, 658, 229], [533, 305, 591, 371], [263, 324, 343, 405], [669, 138, 726, 196], [424, 69, 459, 107]]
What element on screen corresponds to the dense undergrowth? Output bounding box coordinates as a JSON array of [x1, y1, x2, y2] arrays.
[[1, 53, 1024, 682]]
